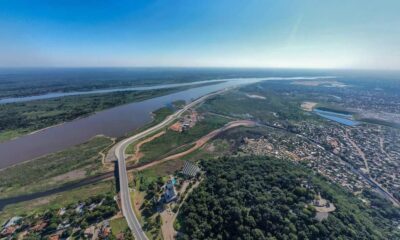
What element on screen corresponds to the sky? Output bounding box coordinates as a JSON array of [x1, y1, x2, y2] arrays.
[[0, 0, 399, 69]]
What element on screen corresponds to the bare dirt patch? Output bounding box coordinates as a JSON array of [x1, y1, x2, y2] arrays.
[[128, 131, 166, 163], [134, 120, 255, 172], [161, 180, 202, 240], [29, 196, 53, 208], [104, 144, 117, 163], [204, 142, 216, 152], [161, 206, 176, 240], [301, 101, 318, 111]]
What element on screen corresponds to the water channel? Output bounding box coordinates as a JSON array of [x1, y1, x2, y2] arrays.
[[0, 76, 330, 169]]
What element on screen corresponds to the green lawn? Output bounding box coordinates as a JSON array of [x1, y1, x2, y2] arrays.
[[179, 138, 231, 163], [110, 217, 129, 236], [0, 129, 25, 142], [138, 114, 229, 164], [200, 89, 310, 123]]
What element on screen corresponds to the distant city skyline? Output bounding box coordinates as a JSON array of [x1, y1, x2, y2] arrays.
[[1, 0, 399, 70]]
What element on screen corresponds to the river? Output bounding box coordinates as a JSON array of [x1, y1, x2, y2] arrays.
[[0, 79, 226, 104], [0, 76, 331, 169], [314, 109, 359, 126]]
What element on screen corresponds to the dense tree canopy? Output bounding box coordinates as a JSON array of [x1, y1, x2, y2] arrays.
[[177, 156, 398, 240]]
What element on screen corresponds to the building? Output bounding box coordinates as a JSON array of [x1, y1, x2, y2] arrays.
[[311, 192, 336, 222], [75, 203, 85, 214], [169, 122, 183, 132], [31, 220, 48, 232], [2, 216, 21, 229], [84, 226, 95, 238], [164, 178, 177, 203], [58, 208, 66, 216], [49, 234, 60, 240], [1, 226, 16, 237], [182, 161, 200, 178]]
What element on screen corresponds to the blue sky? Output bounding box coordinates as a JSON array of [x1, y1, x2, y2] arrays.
[[0, 0, 399, 69]]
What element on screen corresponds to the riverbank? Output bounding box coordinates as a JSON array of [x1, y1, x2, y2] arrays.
[[0, 82, 220, 143]]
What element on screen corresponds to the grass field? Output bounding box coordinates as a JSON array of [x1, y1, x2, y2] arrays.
[[0, 136, 113, 198], [173, 138, 231, 164], [110, 217, 129, 236], [0, 129, 23, 142], [125, 107, 173, 154], [0, 180, 115, 223], [200, 88, 310, 123], [136, 158, 184, 190], [137, 114, 229, 164], [151, 107, 174, 125]]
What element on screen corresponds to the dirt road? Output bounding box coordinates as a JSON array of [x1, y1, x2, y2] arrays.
[[135, 120, 255, 172], [129, 131, 166, 163]]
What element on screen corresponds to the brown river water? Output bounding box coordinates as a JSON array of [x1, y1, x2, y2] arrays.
[[0, 76, 329, 169], [0, 78, 262, 169]]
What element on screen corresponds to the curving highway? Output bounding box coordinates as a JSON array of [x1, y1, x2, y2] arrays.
[[115, 89, 227, 239]]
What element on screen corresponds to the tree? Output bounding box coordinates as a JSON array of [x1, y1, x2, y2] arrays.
[[176, 156, 396, 239]]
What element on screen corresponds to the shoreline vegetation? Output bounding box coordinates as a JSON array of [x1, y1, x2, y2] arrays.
[[0, 101, 181, 200], [0, 136, 113, 199], [0, 68, 227, 99], [0, 82, 217, 142], [0, 103, 185, 218], [130, 114, 230, 165], [2, 76, 400, 239]]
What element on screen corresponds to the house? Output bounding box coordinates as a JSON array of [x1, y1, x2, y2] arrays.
[[75, 203, 85, 214], [100, 227, 111, 238], [57, 220, 70, 230], [169, 122, 183, 132], [2, 216, 21, 228], [58, 208, 66, 216], [84, 226, 95, 238], [48, 234, 60, 240], [164, 179, 177, 203], [88, 203, 97, 211], [1, 226, 16, 237], [31, 220, 48, 232], [103, 220, 110, 228]]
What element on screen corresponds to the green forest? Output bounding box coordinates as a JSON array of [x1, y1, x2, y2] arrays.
[[177, 156, 399, 240]]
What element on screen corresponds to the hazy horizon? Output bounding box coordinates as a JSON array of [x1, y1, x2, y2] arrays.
[[1, 0, 400, 70]]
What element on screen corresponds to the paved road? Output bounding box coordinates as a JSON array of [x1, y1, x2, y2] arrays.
[[115, 89, 226, 239], [256, 122, 400, 207]]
